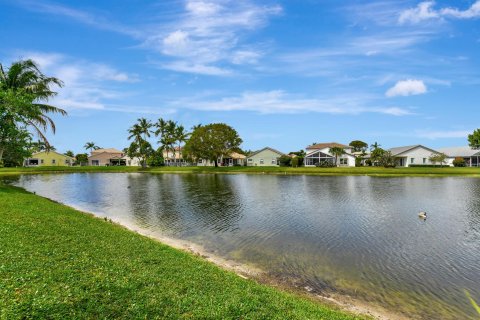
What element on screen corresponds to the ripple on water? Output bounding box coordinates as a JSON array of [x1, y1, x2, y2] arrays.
[[9, 173, 480, 320]]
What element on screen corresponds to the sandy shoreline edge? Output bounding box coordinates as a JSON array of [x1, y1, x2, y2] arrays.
[[22, 188, 408, 320]]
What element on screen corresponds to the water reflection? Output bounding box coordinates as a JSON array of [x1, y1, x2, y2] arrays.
[[8, 173, 480, 319]]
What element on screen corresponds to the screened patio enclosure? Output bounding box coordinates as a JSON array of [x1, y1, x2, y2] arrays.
[[305, 151, 335, 166]]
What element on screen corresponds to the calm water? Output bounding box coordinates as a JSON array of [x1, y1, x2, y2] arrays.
[[7, 173, 480, 319]]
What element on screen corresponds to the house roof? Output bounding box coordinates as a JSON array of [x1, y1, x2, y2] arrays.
[[31, 150, 75, 159], [437, 146, 480, 157], [247, 147, 285, 158], [306, 142, 349, 150], [229, 152, 246, 159], [91, 148, 123, 154], [388, 145, 440, 156]]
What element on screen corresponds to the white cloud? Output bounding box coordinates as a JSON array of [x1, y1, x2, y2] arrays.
[[441, 1, 480, 19], [399, 1, 480, 24], [416, 129, 472, 139], [386, 79, 427, 97], [399, 1, 439, 24], [147, 0, 282, 75], [170, 90, 413, 116], [13, 51, 138, 112]]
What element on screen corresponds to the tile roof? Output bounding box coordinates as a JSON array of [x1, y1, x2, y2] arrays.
[[388, 145, 440, 156], [91, 148, 123, 154], [306, 142, 349, 150], [437, 146, 480, 157], [248, 147, 285, 157]]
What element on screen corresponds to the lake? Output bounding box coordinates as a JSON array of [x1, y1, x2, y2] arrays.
[[7, 173, 480, 319]]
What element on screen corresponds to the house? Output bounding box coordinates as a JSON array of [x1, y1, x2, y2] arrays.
[[246, 147, 285, 166], [437, 146, 480, 167], [388, 145, 441, 167], [304, 142, 356, 167], [122, 155, 142, 167], [88, 148, 125, 166], [197, 152, 246, 166], [24, 151, 74, 167], [163, 147, 190, 166]]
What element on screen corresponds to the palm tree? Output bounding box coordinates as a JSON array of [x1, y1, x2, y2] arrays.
[[174, 125, 190, 166], [370, 142, 381, 151], [84, 142, 99, 153], [0, 59, 66, 162], [128, 119, 153, 168], [155, 118, 177, 166], [0, 60, 66, 142], [329, 146, 345, 167]]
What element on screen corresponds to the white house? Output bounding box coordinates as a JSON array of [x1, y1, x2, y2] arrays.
[[388, 145, 441, 167], [304, 142, 356, 167], [437, 146, 480, 167], [122, 155, 142, 166]]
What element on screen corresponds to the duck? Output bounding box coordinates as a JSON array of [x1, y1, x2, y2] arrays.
[[418, 211, 427, 219]]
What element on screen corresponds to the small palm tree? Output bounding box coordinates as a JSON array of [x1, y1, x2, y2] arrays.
[[84, 142, 99, 153], [370, 142, 381, 151], [329, 146, 345, 166]]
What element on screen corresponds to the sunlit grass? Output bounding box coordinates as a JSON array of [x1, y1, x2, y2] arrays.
[[0, 184, 364, 319]]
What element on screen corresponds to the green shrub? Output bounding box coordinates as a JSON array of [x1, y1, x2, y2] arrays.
[[452, 157, 466, 167], [409, 164, 449, 168], [278, 155, 292, 167], [355, 157, 363, 167], [291, 157, 299, 167], [365, 159, 372, 166], [315, 161, 335, 168]]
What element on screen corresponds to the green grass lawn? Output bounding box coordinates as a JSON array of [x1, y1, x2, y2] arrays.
[[0, 184, 364, 319], [1, 165, 480, 177]]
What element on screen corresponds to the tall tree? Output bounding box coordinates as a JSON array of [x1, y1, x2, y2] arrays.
[[128, 118, 153, 168], [0, 59, 66, 164], [349, 140, 368, 153], [174, 125, 190, 164], [370, 142, 381, 151], [468, 129, 480, 150], [329, 146, 345, 166], [155, 119, 177, 165], [84, 142, 99, 153], [183, 123, 242, 167]]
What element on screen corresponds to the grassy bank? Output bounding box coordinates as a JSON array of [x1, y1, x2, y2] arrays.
[[0, 184, 363, 319], [1, 165, 480, 177]]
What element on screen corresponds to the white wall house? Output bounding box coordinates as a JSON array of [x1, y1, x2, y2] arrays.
[[389, 145, 441, 167], [437, 146, 480, 167], [304, 142, 356, 167], [122, 155, 142, 166]]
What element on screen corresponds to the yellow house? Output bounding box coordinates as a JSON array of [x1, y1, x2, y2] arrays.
[[24, 151, 74, 167]]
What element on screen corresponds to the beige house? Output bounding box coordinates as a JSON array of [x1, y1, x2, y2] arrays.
[[197, 152, 246, 166], [163, 147, 189, 166], [88, 148, 125, 166]]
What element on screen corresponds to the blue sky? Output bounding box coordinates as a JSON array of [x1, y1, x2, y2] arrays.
[[1, 0, 479, 153]]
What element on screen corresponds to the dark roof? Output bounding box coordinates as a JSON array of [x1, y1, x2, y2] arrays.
[[306, 142, 349, 150], [247, 147, 285, 158]]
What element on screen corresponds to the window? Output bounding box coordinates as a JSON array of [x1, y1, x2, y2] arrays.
[[260, 159, 264, 164], [198, 159, 203, 164], [92, 160, 99, 166], [248, 158, 253, 162], [40, 159, 44, 164], [423, 158, 426, 164], [410, 158, 414, 164], [340, 158, 348, 165], [271, 159, 276, 164], [52, 159, 56, 164]]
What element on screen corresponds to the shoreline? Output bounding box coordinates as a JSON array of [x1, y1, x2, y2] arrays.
[[34, 191, 408, 320], [1, 165, 480, 178]]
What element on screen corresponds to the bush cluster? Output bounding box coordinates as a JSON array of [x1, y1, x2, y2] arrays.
[[452, 157, 466, 167], [315, 161, 335, 168]]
